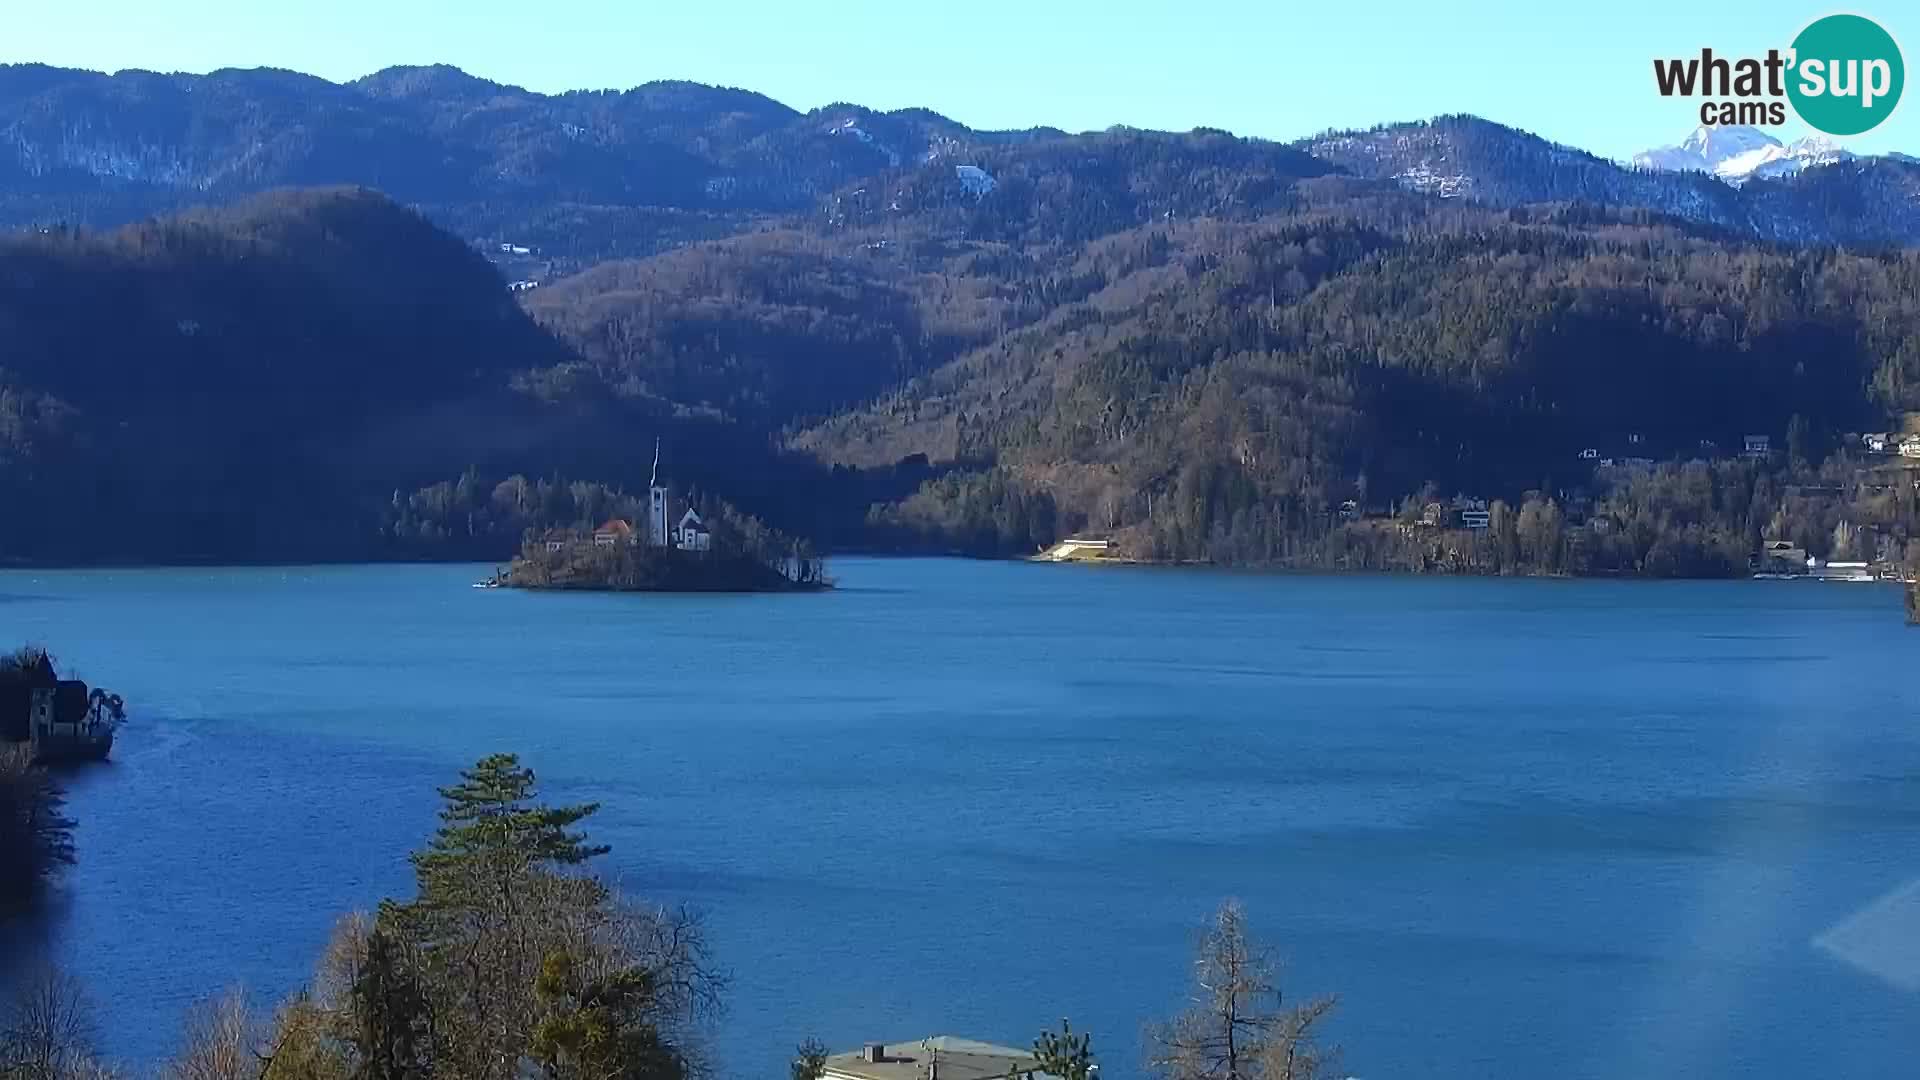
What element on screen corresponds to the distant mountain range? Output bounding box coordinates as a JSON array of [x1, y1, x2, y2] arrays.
[[1631, 125, 1859, 183], [1305, 116, 1920, 247], [1, 65, 1917, 255]]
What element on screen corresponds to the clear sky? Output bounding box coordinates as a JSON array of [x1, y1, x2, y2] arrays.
[[2, 0, 1914, 161]]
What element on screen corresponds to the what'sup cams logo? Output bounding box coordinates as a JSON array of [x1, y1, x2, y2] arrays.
[[1653, 13, 1904, 135]]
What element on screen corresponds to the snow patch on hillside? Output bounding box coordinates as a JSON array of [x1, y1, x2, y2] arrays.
[[955, 164, 995, 195], [829, 117, 901, 166], [1396, 163, 1470, 198]]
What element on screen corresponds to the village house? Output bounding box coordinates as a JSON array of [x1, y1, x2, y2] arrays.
[[592, 519, 635, 548], [1743, 434, 1772, 460], [1902, 435, 1920, 460], [1759, 539, 1810, 573], [819, 1038, 1045, 1080], [1864, 432, 1893, 454]]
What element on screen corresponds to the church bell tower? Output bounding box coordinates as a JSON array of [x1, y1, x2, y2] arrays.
[[648, 438, 669, 547]]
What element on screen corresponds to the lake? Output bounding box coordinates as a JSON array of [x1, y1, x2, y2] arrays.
[[3, 559, 1918, 1079]]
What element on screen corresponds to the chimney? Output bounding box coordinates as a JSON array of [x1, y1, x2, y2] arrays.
[[863, 1044, 885, 1064]]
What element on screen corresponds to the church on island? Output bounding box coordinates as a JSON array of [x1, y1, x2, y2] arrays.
[[545, 442, 712, 554], [502, 439, 826, 593]]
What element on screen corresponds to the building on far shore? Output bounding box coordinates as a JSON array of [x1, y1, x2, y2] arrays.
[[593, 519, 634, 547], [820, 1037, 1046, 1080], [1037, 537, 1112, 562], [675, 508, 712, 552], [1758, 539, 1810, 573]]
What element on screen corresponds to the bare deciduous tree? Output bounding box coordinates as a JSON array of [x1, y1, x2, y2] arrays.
[[1147, 901, 1338, 1080], [0, 965, 98, 1080], [167, 989, 261, 1080], [1253, 997, 1339, 1080]]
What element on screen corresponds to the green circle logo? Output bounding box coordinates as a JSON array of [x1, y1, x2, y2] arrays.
[[1786, 14, 1904, 136]]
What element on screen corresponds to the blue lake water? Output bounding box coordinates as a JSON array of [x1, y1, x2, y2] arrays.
[[3, 558, 1919, 1079]]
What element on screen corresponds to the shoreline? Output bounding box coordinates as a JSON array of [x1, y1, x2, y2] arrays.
[[3, 551, 1911, 588]]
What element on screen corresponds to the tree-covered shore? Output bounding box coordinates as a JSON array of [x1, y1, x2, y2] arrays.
[[2, 751, 1340, 1080]]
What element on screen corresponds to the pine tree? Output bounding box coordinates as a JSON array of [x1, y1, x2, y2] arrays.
[[407, 753, 609, 914], [1030, 1019, 1096, 1080], [791, 1038, 829, 1080], [382, 754, 610, 1080]]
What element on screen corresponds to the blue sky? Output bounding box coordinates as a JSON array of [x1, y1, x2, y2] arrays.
[[2, 0, 1914, 160]]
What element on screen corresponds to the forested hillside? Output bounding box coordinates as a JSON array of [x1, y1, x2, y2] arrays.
[[0, 188, 932, 563], [799, 198, 1920, 573], [0, 188, 570, 560], [5, 68, 1920, 575]]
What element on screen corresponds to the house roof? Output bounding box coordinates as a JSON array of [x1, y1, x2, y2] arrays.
[[594, 519, 633, 535], [820, 1037, 1046, 1080], [678, 508, 706, 528]]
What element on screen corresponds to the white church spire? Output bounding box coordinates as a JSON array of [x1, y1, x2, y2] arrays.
[[647, 437, 669, 547]]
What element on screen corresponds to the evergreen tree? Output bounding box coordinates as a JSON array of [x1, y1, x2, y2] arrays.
[[529, 951, 683, 1080], [347, 929, 431, 1080], [1030, 1020, 1096, 1080], [790, 1038, 829, 1080]]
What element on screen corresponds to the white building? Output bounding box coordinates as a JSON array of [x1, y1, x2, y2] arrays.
[[1902, 435, 1920, 460], [675, 509, 712, 552], [648, 441, 670, 548]]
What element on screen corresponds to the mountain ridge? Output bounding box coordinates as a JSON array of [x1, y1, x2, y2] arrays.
[[2, 65, 1917, 258]]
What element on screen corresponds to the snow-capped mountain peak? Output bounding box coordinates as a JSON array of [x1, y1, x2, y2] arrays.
[[1632, 125, 1855, 184]]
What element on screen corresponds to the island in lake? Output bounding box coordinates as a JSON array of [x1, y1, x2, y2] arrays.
[[497, 450, 828, 593]]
